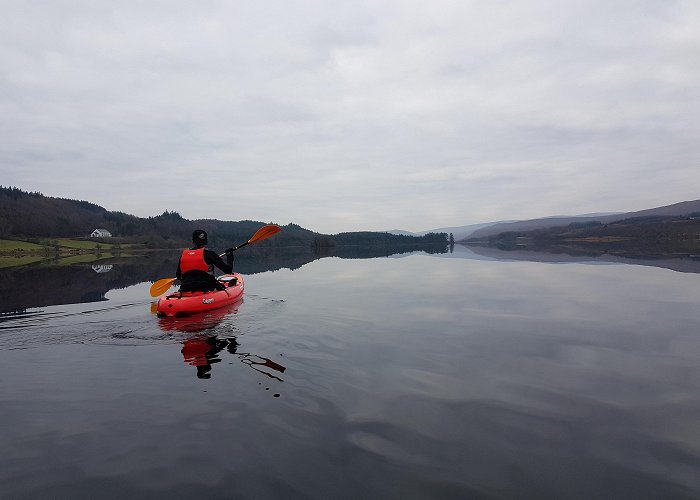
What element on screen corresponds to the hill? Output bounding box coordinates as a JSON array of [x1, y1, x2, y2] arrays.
[[465, 213, 700, 257], [0, 186, 448, 250], [467, 199, 700, 240]]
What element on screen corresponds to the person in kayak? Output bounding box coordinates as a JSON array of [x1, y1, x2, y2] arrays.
[[176, 229, 234, 292]]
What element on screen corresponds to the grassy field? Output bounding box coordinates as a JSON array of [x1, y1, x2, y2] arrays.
[[46, 238, 118, 250], [0, 239, 45, 251], [0, 238, 120, 251], [0, 238, 139, 268]]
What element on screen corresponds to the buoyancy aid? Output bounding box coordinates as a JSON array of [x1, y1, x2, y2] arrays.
[[180, 248, 210, 273]]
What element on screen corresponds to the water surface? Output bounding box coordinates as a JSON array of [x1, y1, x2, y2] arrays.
[[1, 248, 699, 499]]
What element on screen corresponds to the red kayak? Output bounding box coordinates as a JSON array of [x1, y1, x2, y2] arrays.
[[156, 273, 244, 317]]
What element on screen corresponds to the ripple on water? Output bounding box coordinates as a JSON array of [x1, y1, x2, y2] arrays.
[[0, 300, 167, 348]]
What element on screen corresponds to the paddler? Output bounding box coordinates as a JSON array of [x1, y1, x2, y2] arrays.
[[176, 229, 234, 292]]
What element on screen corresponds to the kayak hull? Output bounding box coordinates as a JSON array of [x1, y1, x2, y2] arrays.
[[156, 273, 244, 317]]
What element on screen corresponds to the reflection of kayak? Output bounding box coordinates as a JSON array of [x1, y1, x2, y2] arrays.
[[156, 273, 244, 317], [157, 300, 243, 332]]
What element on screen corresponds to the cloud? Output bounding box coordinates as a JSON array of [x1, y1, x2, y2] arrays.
[[1, 0, 698, 232]]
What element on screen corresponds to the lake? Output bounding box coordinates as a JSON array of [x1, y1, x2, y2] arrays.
[[1, 246, 699, 499]]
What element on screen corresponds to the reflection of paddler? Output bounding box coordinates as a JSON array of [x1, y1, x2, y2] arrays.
[[181, 335, 229, 379], [180, 334, 286, 381]]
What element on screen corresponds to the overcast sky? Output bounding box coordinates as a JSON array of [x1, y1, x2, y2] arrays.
[[1, 1, 698, 233]]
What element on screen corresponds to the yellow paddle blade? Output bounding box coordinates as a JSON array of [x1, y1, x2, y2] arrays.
[[150, 277, 177, 297], [248, 224, 281, 244]]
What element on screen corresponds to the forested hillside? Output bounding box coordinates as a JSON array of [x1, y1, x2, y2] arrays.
[[0, 186, 447, 249], [468, 199, 700, 239], [466, 214, 700, 255]]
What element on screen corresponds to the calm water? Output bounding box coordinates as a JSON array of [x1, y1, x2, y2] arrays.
[[1, 247, 699, 499]]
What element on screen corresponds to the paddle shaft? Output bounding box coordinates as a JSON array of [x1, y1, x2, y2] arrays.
[[219, 225, 280, 256], [219, 241, 249, 258]]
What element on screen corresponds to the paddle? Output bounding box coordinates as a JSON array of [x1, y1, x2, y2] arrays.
[[150, 277, 177, 297], [149, 224, 281, 297], [218, 223, 281, 256]]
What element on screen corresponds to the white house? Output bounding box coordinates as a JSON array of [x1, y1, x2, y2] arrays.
[[90, 228, 112, 238]]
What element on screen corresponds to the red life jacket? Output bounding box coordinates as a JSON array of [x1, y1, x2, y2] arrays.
[[180, 248, 209, 273]]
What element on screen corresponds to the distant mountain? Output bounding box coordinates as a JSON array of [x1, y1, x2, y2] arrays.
[[463, 210, 700, 258], [467, 199, 700, 240], [420, 222, 513, 241], [388, 200, 700, 244], [387, 221, 515, 241], [572, 212, 623, 218]]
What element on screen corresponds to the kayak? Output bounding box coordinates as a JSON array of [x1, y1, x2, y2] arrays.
[[156, 273, 244, 317]]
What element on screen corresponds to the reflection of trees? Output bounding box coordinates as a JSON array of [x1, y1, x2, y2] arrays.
[[327, 243, 448, 259], [236, 242, 448, 272], [0, 243, 448, 313], [0, 255, 181, 313], [464, 244, 700, 274]]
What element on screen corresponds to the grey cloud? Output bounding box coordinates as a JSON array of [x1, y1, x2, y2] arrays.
[[1, 1, 698, 232]]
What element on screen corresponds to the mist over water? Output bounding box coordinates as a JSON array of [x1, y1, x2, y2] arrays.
[[1, 247, 699, 499]]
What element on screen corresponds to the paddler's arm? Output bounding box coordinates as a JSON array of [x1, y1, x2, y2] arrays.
[[203, 249, 233, 274], [176, 257, 183, 280]]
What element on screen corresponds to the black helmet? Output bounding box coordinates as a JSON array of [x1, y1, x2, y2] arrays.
[[192, 229, 208, 246]]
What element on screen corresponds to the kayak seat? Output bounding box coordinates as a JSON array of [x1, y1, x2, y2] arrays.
[[219, 276, 238, 287]]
